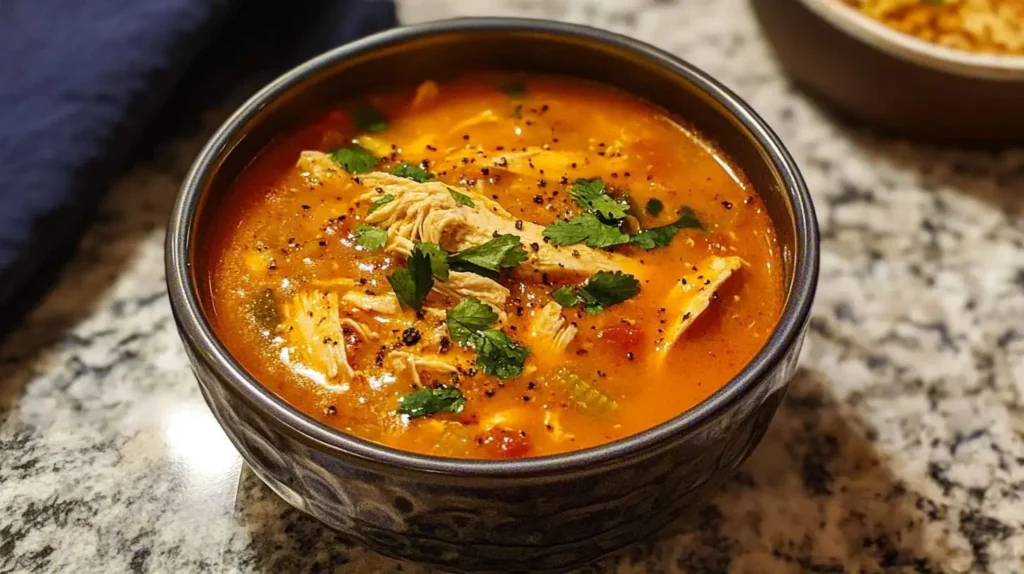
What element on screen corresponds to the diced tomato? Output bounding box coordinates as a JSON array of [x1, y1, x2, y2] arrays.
[[598, 323, 644, 351], [479, 427, 532, 459]]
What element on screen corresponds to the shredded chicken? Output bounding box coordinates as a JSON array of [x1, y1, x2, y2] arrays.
[[340, 318, 377, 341], [448, 109, 501, 135], [280, 290, 354, 381], [297, 151, 346, 186], [358, 172, 636, 277], [341, 291, 402, 315], [657, 256, 745, 356], [410, 80, 440, 110], [386, 350, 459, 386], [529, 302, 577, 357]]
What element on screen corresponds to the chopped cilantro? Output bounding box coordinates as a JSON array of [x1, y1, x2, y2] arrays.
[[569, 178, 629, 221], [366, 194, 395, 215], [353, 224, 387, 251], [543, 213, 630, 248], [645, 198, 664, 216], [449, 234, 527, 276], [330, 144, 378, 174], [390, 163, 434, 183], [448, 187, 475, 207], [417, 241, 450, 281], [352, 102, 389, 133], [397, 386, 465, 418], [387, 247, 434, 310], [446, 298, 499, 346], [630, 207, 703, 250], [498, 79, 526, 98], [551, 286, 582, 308], [445, 297, 530, 379], [553, 271, 640, 315]]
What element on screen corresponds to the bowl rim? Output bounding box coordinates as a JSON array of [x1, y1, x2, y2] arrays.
[[799, 0, 1024, 81], [166, 17, 819, 478]]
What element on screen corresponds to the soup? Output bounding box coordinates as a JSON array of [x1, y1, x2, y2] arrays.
[[204, 75, 784, 459]]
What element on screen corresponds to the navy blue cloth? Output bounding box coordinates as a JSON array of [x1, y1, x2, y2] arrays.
[[0, 0, 396, 329]]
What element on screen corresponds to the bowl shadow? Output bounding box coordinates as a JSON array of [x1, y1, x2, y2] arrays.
[[229, 367, 956, 573]]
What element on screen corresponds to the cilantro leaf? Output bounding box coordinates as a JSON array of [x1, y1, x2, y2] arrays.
[[569, 178, 629, 221], [352, 102, 389, 133], [448, 187, 475, 207], [387, 248, 434, 310], [445, 297, 529, 380], [366, 194, 395, 215], [330, 144, 378, 174], [542, 213, 630, 248], [555, 272, 640, 314], [630, 207, 704, 250], [445, 298, 499, 346], [474, 329, 530, 379], [645, 198, 664, 216], [397, 386, 465, 418], [389, 163, 434, 183], [353, 224, 387, 251], [578, 271, 640, 314], [551, 286, 583, 308], [417, 242, 450, 281], [449, 235, 527, 275], [498, 79, 526, 98]]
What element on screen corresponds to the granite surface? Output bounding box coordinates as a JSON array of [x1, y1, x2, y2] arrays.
[[2, 0, 1023, 572]]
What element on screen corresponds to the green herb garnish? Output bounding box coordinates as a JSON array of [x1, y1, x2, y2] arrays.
[[330, 144, 378, 174], [448, 234, 527, 276], [569, 178, 629, 221], [390, 163, 434, 183], [551, 271, 640, 315], [353, 224, 387, 251], [387, 247, 434, 310], [448, 187, 475, 207], [630, 207, 703, 250], [645, 198, 664, 216], [366, 194, 395, 215], [499, 79, 527, 98], [417, 241, 450, 281], [352, 102, 389, 133], [542, 213, 630, 248], [446, 298, 530, 379], [397, 386, 465, 418]]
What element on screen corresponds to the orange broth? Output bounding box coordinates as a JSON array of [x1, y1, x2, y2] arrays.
[[204, 75, 784, 459]]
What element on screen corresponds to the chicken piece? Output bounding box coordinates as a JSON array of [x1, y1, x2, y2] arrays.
[[386, 350, 459, 386], [656, 256, 744, 357], [491, 147, 629, 177], [280, 290, 354, 381], [410, 80, 440, 110], [448, 109, 501, 136], [358, 172, 637, 277], [340, 318, 377, 341], [528, 302, 578, 359], [310, 277, 358, 290], [341, 291, 402, 315], [296, 151, 346, 186]]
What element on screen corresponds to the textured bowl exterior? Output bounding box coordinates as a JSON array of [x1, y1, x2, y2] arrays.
[[181, 323, 805, 573], [167, 18, 818, 574], [752, 0, 1024, 147]]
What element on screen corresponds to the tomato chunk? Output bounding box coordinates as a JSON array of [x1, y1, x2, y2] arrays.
[[479, 427, 532, 459], [598, 323, 644, 351]]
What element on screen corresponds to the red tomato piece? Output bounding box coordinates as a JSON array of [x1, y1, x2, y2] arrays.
[[598, 323, 644, 351], [479, 428, 531, 459]]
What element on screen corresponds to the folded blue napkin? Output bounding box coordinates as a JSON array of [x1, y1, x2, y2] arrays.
[[0, 0, 396, 332]]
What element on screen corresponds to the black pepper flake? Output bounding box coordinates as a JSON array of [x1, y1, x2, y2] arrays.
[[530, 242, 540, 252], [515, 220, 524, 230], [481, 167, 490, 176], [721, 201, 733, 209], [681, 278, 688, 285], [426, 144, 437, 151], [570, 162, 577, 169], [516, 306, 525, 317], [627, 352, 635, 361], [415, 309, 426, 320], [559, 176, 568, 185], [527, 381, 536, 390], [439, 336, 451, 354], [318, 240, 327, 247], [496, 157, 508, 167], [324, 405, 337, 416], [462, 134, 470, 140], [538, 180, 547, 188], [401, 328, 422, 346], [375, 347, 387, 367], [541, 273, 551, 286], [745, 196, 755, 204], [533, 195, 544, 204], [485, 389, 495, 398], [522, 396, 531, 402], [301, 204, 311, 210]]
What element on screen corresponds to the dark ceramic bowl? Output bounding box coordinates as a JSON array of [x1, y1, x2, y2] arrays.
[[166, 18, 819, 574], [752, 0, 1024, 147]]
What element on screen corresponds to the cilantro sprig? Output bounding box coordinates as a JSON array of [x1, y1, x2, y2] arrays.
[[330, 144, 378, 174], [353, 224, 387, 251], [387, 247, 434, 310], [417, 242, 450, 281], [551, 271, 640, 314], [390, 163, 435, 183], [366, 194, 395, 215], [630, 207, 703, 250], [569, 178, 629, 221], [448, 187, 475, 207], [446, 298, 530, 379], [397, 386, 465, 418], [448, 234, 527, 276], [543, 213, 630, 248]]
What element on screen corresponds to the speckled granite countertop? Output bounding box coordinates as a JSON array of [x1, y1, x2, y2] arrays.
[[2, 0, 1023, 572]]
